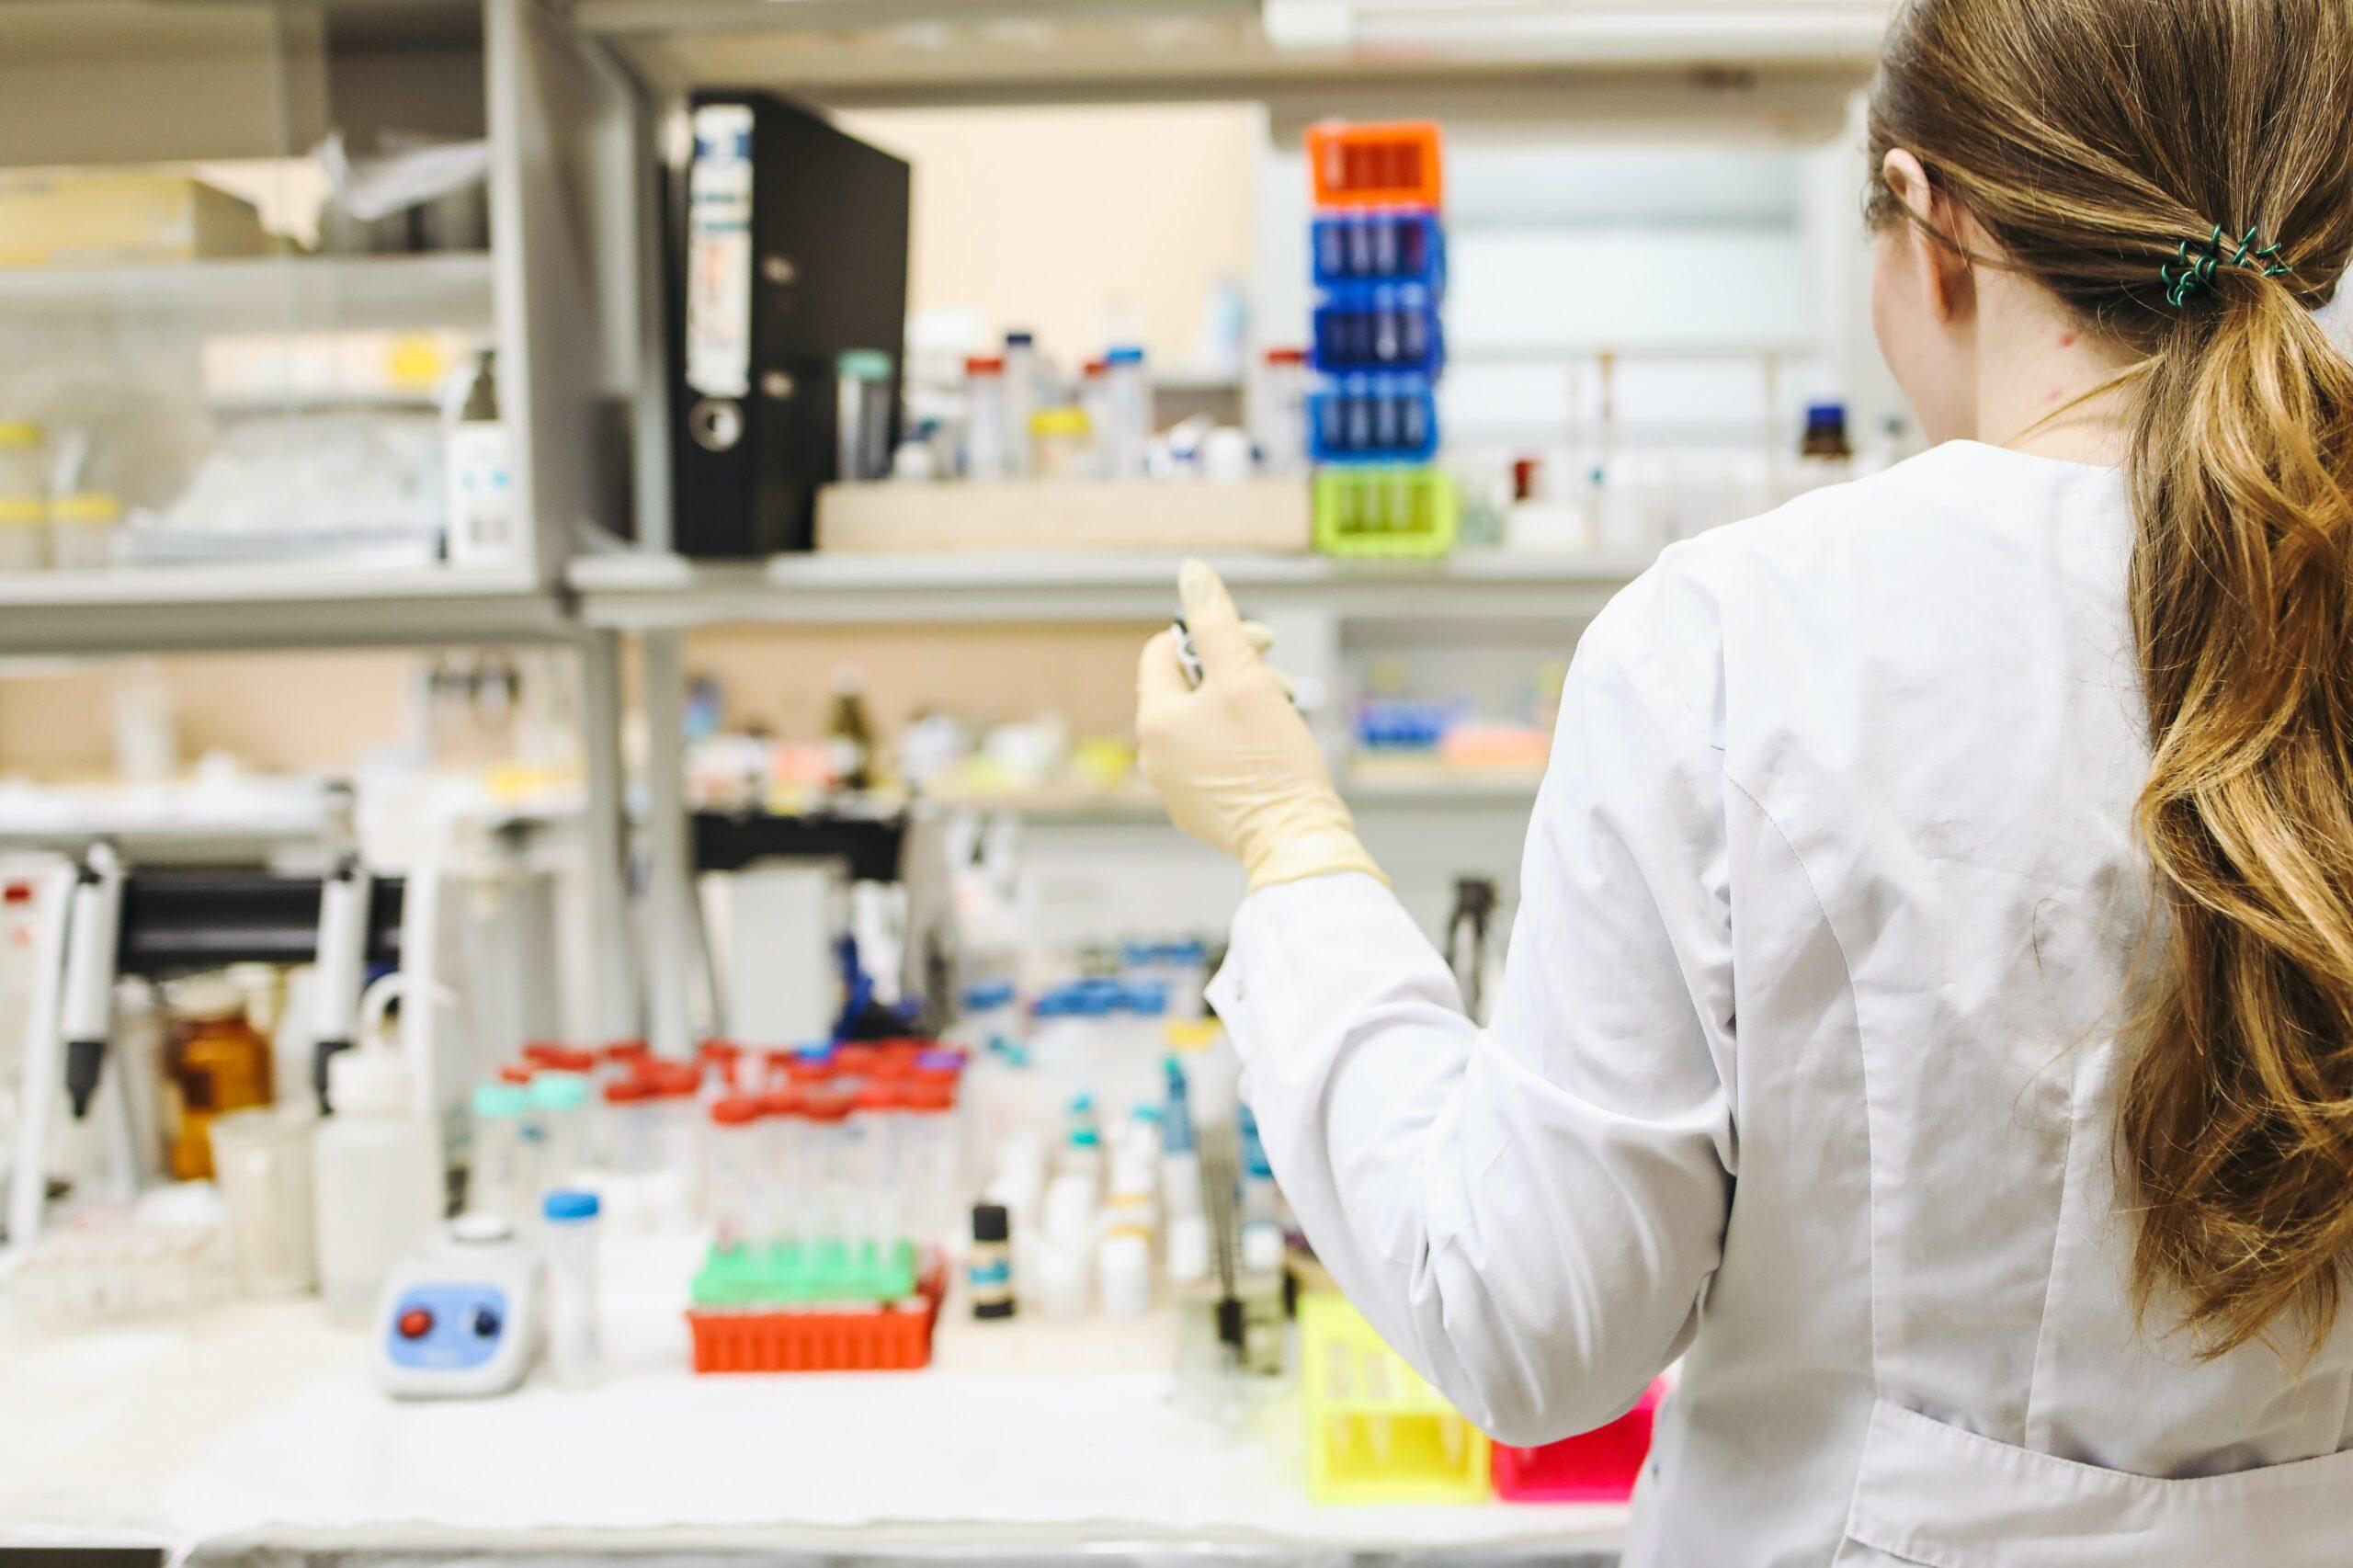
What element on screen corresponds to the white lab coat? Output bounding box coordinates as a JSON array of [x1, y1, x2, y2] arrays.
[[1208, 441, 2353, 1566]]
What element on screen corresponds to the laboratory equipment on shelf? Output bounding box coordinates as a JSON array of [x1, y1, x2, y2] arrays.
[[1100, 346, 1153, 478], [963, 355, 1013, 479], [1250, 347, 1310, 476], [313, 978, 444, 1326], [1304, 120, 1456, 560], [1000, 331, 1040, 476], [374, 1212, 544, 1400], [836, 349, 898, 483], [442, 347, 515, 567], [540, 1188, 603, 1389]]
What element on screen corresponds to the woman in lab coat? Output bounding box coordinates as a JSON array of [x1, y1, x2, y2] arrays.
[[1136, 1, 2353, 1561]]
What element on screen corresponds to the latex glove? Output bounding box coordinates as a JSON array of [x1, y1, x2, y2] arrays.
[[1136, 560, 1385, 892]]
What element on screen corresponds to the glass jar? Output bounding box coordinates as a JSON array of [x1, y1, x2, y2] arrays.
[[164, 980, 275, 1181]]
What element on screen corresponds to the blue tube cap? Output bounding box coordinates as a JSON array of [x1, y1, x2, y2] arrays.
[[543, 1188, 601, 1222]]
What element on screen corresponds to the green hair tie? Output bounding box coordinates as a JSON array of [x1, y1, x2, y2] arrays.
[[2162, 223, 2294, 308]]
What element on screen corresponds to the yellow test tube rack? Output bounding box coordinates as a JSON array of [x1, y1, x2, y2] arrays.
[[1299, 1292, 1492, 1505]]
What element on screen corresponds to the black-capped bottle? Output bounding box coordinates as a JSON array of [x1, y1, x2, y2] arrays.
[[970, 1201, 1016, 1320]]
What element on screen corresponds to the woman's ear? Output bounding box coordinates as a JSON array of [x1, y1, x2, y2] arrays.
[[1881, 148, 1976, 327]]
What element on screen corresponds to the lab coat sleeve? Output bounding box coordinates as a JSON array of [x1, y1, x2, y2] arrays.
[[1205, 563, 1735, 1448]]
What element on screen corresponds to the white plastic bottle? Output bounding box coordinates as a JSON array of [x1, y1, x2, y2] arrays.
[[1000, 332, 1040, 478], [313, 1037, 443, 1326], [442, 348, 515, 566], [1101, 346, 1152, 477], [964, 355, 1012, 480]]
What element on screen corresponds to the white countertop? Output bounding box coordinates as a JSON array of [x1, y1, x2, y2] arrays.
[[0, 1239, 1629, 1559]]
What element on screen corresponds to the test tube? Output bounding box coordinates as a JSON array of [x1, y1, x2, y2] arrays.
[[646, 1061, 703, 1187], [853, 1077, 907, 1260], [601, 1077, 655, 1174], [541, 1188, 603, 1389], [705, 1096, 766, 1253], [529, 1071, 592, 1187], [800, 1087, 855, 1275], [1101, 346, 1151, 477], [468, 1083, 536, 1226], [760, 1085, 804, 1256]]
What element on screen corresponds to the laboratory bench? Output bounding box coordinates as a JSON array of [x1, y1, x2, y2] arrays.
[[0, 1237, 1627, 1567]]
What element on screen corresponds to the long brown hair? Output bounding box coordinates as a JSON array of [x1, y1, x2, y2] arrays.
[[1869, 0, 2353, 1358]]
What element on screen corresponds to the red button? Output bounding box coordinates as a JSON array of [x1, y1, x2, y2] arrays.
[[397, 1307, 435, 1340]]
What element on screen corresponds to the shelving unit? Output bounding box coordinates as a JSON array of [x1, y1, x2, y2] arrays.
[[571, 548, 1649, 630], [0, 562, 567, 658], [0, 253, 494, 333]]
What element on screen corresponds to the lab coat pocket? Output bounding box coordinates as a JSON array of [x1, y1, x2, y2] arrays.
[[1838, 1396, 2353, 1567]]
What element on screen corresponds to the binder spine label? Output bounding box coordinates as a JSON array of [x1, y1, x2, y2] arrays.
[[685, 105, 756, 400]]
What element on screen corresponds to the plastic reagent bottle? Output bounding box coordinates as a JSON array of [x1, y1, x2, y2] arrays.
[[542, 1188, 603, 1388], [1101, 345, 1153, 478], [1000, 331, 1040, 477], [313, 1041, 442, 1326], [964, 355, 1012, 480]]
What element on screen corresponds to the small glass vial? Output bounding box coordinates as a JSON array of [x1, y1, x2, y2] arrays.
[[970, 1201, 1016, 1320], [1029, 407, 1092, 479], [468, 1083, 537, 1227], [964, 355, 1012, 480], [1101, 346, 1152, 477], [541, 1188, 603, 1389]]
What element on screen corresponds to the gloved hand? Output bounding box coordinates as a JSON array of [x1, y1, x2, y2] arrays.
[[1136, 559, 1386, 892]]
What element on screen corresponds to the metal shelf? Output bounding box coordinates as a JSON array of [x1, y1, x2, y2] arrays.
[[569, 550, 1648, 630], [0, 253, 494, 333], [577, 0, 1877, 119], [928, 767, 1544, 824], [0, 562, 572, 657]]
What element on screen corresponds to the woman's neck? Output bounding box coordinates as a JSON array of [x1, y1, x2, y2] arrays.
[[1972, 279, 2143, 466]]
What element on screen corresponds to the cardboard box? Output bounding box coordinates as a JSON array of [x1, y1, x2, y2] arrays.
[[0, 169, 274, 269]]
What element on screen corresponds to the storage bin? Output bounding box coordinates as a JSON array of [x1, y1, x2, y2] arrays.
[[1492, 1381, 1665, 1502]]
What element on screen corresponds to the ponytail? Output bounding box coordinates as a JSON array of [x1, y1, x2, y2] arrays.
[[2123, 278, 2353, 1357], [1870, 0, 2353, 1357]]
